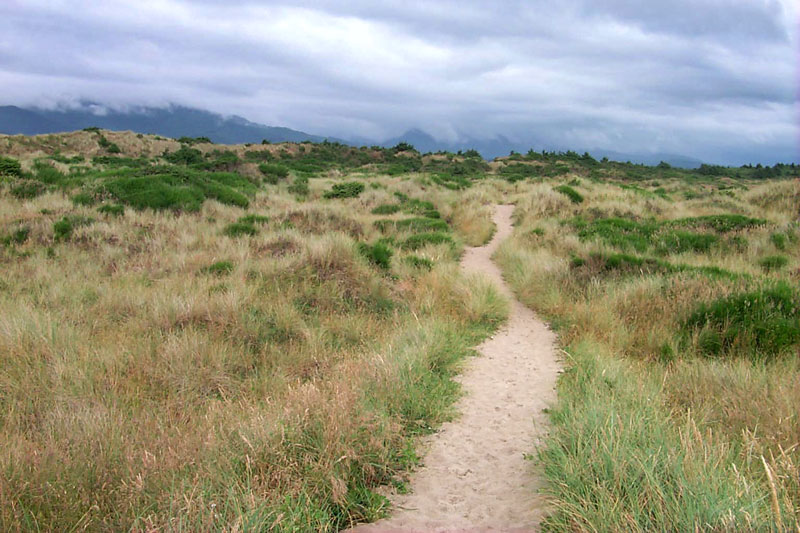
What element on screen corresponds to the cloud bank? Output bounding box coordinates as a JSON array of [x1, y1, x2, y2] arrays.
[[1, 0, 797, 164]]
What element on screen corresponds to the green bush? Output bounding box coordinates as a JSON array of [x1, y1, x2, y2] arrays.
[[258, 163, 289, 184], [71, 192, 96, 206], [375, 217, 449, 233], [758, 254, 789, 272], [371, 204, 401, 215], [358, 241, 393, 270], [401, 232, 454, 250], [672, 214, 765, 233], [288, 176, 309, 197], [223, 222, 258, 238], [163, 145, 203, 165], [682, 282, 800, 360], [1, 226, 30, 246], [404, 255, 434, 270], [238, 214, 269, 225], [324, 181, 365, 199], [32, 162, 65, 185], [97, 204, 125, 216], [10, 180, 45, 199], [0, 156, 22, 177], [770, 232, 788, 251], [554, 185, 584, 204], [201, 260, 235, 276]]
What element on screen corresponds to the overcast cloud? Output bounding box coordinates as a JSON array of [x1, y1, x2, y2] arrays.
[[1, 0, 797, 163]]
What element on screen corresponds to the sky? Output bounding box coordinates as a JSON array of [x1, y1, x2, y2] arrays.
[[1, 0, 798, 164]]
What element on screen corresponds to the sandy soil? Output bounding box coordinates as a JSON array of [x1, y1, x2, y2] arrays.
[[351, 204, 561, 532]]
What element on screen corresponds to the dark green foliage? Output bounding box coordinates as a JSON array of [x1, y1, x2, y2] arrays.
[[104, 169, 253, 211], [201, 260, 235, 276], [245, 150, 275, 162], [287, 176, 309, 197], [0, 156, 22, 177], [324, 181, 365, 199], [573, 217, 721, 255], [97, 204, 125, 216], [177, 136, 212, 145], [371, 204, 401, 215], [570, 252, 739, 280], [554, 185, 584, 204], [770, 232, 788, 251], [682, 282, 800, 360], [163, 145, 203, 165], [405, 255, 434, 270], [10, 180, 45, 199], [92, 156, 150, 168], [82, 126, 101, 133], [1, 226, 30, 246], [32, 162, 65, 185], [375, 217, 449, 233], [258, 163, 289, 184], [430, 173, 471, 190], [672, 214, 765, 233], [758, 255, 789, 272], [223, 222, 258, 238], [203, 150, 239, 171], [401, 232, 454, 250], [238, 214, 269, 225], [53, 215, 93, 242], [358, 241, 393, 269], [393, 142, 415, 153], [71, 192, 96, 206], [96, 134, 121, 153]]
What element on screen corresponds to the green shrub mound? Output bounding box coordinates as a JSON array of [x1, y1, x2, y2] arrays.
[[104, 169, 254, 211], [201, 260, 235, 276], [258, 163, 290, 184], [223, 222, 258, 238], [402, 232, 454, 250], [758, 255, 789, 272], [324, 181, 365, 199], [53, 215, 94, 242], [238, 214, 270, 225], [357, 241, 393, 270], [0, 156, 22, 177], [682, 282, 800, 360], [288, 176, 309, 196], [1, 226, 30, 247], [405, 255, 434, 270], [374, 217, 449, 233], [554, 185, 584, 204], [671, 214, 765, 233], [371, 204, 401, 215], [573, 217, 721, 255], [570, 252, 738, 280], [97, 204, 125, 217]]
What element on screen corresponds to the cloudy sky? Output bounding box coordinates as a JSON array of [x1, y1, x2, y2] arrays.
[[1, 0, 798, 163]]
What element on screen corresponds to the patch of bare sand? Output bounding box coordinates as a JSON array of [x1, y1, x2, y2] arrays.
[[350, 204, 560, 532]]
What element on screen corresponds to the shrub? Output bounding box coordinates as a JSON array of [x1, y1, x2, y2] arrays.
[[682, 282, 800, 360], [324, 181, 365, 199], [375, 217, 449, 233], [1, 226, 30, 246], [758, 255, 789, 272], [201, 260, 235, 276], [238, 214, 269, 225], [288, 176, 309, 197], [405, 255, 434, 270], [163, 145, 203, 165], [53, 218, 73, 241], [672, 214, 765, 233], [371, 204, 401, 215], [223, 222, 258, 238], [358, 241, 393, 270], [97, 204, 125, 216], [258, 163, 289, 184], [71, 192, 96, 206], [11, 180, 46, 199], [554, 185, 584, 204], [401, 232, 454, 250], [33, 162, 64, 185], [770, 232, 788, 251], [0, 156, 22, 177]]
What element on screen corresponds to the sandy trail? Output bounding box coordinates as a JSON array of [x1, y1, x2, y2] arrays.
[[351, 205, 560, 532]]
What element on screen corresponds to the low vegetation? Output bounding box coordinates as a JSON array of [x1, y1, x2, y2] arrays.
[[0, 129, 797, 531]]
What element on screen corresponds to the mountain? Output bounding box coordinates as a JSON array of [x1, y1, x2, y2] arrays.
[[0, 104, 343, 145]]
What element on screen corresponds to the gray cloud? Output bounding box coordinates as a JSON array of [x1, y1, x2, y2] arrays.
[[0, 0, 797, 163]]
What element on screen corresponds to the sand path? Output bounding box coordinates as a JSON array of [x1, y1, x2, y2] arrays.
[[351, 205, 560, 532]]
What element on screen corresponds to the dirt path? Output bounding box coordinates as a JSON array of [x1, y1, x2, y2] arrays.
[[352, 205, 560, 532]]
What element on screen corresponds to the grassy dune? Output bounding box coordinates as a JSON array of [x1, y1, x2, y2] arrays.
[[1, 131, 798, 530], [497, 178, 800, 530]]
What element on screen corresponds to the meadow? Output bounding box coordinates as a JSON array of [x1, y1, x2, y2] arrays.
[[0, 129, 797, 531]]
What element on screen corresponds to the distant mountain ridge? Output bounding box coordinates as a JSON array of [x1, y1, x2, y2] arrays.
[[0, 103, 702, 167]]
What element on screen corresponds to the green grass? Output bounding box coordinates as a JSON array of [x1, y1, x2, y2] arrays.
[[97, 204, 125, 216], [324, 181, 365, 199], [401, 232, 454, 250], [554, 184, 584, 204], [357, 241, 393, 270], [238, 214, 270, 225], [682, 282, 800, 360], [758, 254, 789, 272], [223, 221, 258, 238], [573, 217, 721, 255], [201, 260, 235, 276], [374, 218, 449, 233]]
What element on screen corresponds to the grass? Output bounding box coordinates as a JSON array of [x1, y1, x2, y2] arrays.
[[553, 184, 584, 204]]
